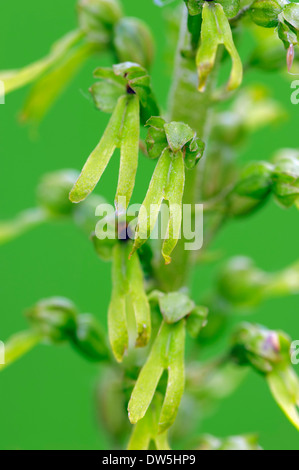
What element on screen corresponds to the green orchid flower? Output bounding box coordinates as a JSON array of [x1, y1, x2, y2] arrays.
[[196, 2, 243, 92], [69, 63, 159, 212], [108, 242, 151, 363], [132, 119, 204, 264]]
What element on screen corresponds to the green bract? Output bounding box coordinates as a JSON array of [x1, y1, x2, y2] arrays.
[[26, 297, 78, 343], [78, 0, 123, 44], [196, 3, 243, 92], [114, 18, 155, 69], [250, 0, 283, 28]]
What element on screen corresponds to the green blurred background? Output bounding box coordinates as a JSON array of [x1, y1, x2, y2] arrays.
[[0, 0, 299, 450]]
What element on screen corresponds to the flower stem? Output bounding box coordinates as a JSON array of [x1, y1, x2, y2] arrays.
[[155, 7, 220, 291]]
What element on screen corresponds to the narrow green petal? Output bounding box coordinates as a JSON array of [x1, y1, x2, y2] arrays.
[[196, 3, 219, 92], [162, 151, 185, 264], [126, 246, 151, 348], [196, 3, 243, 92], [215, 4, 243, 91], [0, 331, 41, 372], [131, 148, 172, 255], [158, 320, 185, 433], [128, 322, 170, 424], [108, 244, 129, 362], [108, 296, 128, 363], [0, 30, 83, 94], [70, 95, 127, 203], [115, 94, 140, 212], [267, 368, 299, 431], [21, 41, 95, 123]]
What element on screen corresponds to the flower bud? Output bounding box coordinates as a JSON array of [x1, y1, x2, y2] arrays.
[[78, 0, 123, 45], [277, 19, 298, 48], [114, 18, 154, 69], [72, 314, 110, 362], [212, 112, 246, 147], [26, 297, 78, 343], [234, 161, 274, 199], [250, 0, 283, 28], [217, 257, 269, 307], [37, 169, 79, 217], [231, 322, 291, 374], [282, 3, 299, 31], [73, 194, 107, 235], [272, 149, 299, 207]]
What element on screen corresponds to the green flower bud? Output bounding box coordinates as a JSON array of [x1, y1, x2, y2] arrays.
[[92, 232, 116, 261], [72, 314, 110, 362], [272, 149, 299, 207], [212, 112, 246, 147], [37, 169, 79, 217], [250, 0, 283, 28], [278, 23, 298, 49], [234, 161, 274, 199], [26, 297, 78, 343], [73, 194, 107, 235], [231, 322, 291, 374], [282, 2, 299, 31], [217, 257, 269, 307], [78, 0, 123, 45], [114, 18, 154, 69]]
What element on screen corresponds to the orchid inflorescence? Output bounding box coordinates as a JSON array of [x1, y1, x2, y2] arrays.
[[2, 0, 299, 451]]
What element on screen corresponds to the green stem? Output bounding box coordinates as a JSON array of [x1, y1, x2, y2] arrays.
[[155, 7, 219, 291], [0, 208, 49, 246]]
